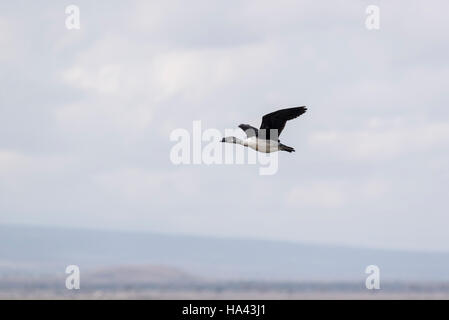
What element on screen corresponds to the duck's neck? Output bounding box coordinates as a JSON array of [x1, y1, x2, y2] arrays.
[[237, 138, 247, 146]]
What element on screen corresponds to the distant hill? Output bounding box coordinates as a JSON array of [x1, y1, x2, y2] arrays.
[[1, 224, 449, 282], [85, 265, 197, 285]]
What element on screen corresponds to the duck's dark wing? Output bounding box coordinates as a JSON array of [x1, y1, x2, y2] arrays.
[[238, 124, 258, 137], [260, 106, 307, 137]]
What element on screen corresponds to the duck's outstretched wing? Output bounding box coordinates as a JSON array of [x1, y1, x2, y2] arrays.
[[260, 106, 307, 137], [238, 124, 258, 137]]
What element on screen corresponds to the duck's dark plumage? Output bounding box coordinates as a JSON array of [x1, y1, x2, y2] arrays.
[[260, 106, 307, 137]]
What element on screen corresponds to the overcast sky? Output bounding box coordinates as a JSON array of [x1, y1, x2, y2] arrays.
[[1, 1, 448, 251]]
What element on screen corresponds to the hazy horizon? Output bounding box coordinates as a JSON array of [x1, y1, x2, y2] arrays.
[[3, 221, 449, 254], [2, 223, 449, 282]]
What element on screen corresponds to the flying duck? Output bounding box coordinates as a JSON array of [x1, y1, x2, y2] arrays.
[[221, 106, 307, 153]]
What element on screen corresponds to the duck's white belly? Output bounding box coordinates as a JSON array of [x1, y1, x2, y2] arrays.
[[245, 137, 280, 153]]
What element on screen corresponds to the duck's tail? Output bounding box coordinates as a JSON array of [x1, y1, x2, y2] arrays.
[[279, 143, 295, 153]]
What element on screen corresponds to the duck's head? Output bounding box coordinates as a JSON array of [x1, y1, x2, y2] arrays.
[[221, 137, 237, 143]]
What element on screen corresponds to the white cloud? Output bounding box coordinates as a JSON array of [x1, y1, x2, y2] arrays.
[[0, 18, 16, 61], [91, 167, 199, 203], [287, 179, 390, 209], [57, 33, 278, 138], [55, 98, 153, 136], [0, 150, 28, 175], [63, 64, 122, 94], [0, 150, 74, 178], [308, 121, 449, 161], [287, 181, 346, 209]]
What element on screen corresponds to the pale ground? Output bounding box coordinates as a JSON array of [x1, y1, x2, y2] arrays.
[[2, 289, 449, 300]]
